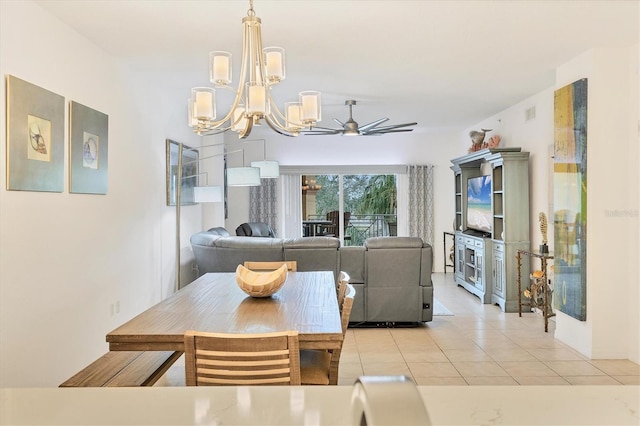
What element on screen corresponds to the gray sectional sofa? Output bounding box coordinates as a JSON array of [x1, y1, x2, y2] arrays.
[[190, 231, 433, 324]]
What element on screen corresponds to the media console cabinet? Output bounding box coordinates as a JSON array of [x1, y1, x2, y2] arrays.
[[451, 148, 530, 312]]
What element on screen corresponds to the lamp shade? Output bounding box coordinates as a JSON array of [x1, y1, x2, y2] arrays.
[[250, 160, 280, 178], [227, 167, 261, 186], [194, 185, 223, 203]]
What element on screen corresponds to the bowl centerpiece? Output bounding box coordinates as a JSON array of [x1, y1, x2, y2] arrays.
[[235, 264, 288, 297]]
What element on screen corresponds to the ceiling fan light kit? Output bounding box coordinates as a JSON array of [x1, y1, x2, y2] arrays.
[[188, 0, 321, 139]]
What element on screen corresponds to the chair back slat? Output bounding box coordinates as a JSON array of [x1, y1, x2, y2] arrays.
[[185, 330, 301, 386], [337, 271, 350, 311], [341, 284, 356, 335]]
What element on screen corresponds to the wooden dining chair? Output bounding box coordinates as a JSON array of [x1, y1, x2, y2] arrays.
[[243, 260, 298, 272], [337, 271, 350, 311], [300, 284, 355, 385], [321, 210, 352, 241], [184, 330, 301, 386]]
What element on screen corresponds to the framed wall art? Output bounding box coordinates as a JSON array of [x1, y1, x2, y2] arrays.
[[553, 78, 588, 321], [6, 75, 65, 192], [166, 139, 198, 206], [69, 101, 109, 194]]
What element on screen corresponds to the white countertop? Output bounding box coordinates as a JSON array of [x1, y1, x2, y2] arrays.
[[2, 385, 638, 425]]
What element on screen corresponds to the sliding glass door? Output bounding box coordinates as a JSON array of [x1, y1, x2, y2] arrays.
[[302, 174, 397, 245]]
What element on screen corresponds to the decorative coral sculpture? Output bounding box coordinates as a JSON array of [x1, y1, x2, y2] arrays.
[[539, 212, 548, 244], [468, 128, 492, 153], [538, 212, 549, 254], [484, 135, 501, 148]]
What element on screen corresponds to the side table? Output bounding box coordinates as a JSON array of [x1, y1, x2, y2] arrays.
[[443, 232, 455, 273], [516, 249, 555, 332]]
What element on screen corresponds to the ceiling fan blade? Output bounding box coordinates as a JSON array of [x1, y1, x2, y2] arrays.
[[365, 122, 417, 132], [333, 118, 346, 127], [359, 117, 389, 132], [311, 126, 343, 132], [302, 129, 342, 135], [363, 128, 415, 135]]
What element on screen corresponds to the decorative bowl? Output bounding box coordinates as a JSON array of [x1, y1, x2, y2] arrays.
[[235, 264, 288, 297]]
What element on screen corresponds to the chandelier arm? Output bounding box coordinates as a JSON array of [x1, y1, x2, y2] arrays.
[[264, 116, 297, 137], [263, 93, 291, 133], [237, 116, 254, 139], [196, 126, 233, 136]]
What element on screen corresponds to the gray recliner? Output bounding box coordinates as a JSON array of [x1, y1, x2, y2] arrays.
[[364, 237, 433, 323]]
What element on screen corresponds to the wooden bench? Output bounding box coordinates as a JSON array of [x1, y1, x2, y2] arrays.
[[59, 351, 182, 387]]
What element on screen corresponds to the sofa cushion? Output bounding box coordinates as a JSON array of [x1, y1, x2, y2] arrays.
[[339, 246, 365, 284], [213, 236, 283, 249], [364, 237, 424, 322], [364, 236, 424, 249], [190, 233, 284, 273], [207, 227, 230, 237], [283, 236, 340, 249], [283, 237, 340, 278]]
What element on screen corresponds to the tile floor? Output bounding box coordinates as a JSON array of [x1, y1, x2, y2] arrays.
[[156, 272, 639, 386]]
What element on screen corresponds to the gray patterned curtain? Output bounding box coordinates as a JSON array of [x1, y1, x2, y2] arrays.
[[249, 178, 279, 236], [408, 165, 434, 245]]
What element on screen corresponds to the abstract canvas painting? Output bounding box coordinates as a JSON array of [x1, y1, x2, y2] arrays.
[[6, 75, 65, 192], [553, 78, 588, 321]]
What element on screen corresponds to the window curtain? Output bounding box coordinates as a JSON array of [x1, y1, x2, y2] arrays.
[[249, 178, 279, 236], [279, 174, 303, 238], [408, 165, 434, 246]]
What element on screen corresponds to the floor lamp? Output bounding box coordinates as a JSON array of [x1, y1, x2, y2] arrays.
[[174, 144, 235, 292]]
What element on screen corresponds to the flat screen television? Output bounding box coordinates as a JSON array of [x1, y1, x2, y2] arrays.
[[466, 175, 492, 234]]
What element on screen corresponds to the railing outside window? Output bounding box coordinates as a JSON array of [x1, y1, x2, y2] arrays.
[[307, 214, 397, 246]]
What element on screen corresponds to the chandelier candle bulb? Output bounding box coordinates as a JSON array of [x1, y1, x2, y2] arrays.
[[210, 52, 232, 85], [187, 99, 198, 127], [193, 89, 215, 119], [286, 102, 303, 130], [300, 91, 321, 123], [264, 47, 285, 82], [247, 83, 267, 114]]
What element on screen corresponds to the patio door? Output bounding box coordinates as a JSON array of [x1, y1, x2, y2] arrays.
[[301, 174, 397, 245]]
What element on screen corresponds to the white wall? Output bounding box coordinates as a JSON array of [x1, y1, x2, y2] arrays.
[[0, 1, 196, 386], [552, 47, 639, 361], [468, 47, 639, 362]]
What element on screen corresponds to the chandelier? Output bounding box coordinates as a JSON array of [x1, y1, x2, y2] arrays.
[[188, 0, 322, 139]]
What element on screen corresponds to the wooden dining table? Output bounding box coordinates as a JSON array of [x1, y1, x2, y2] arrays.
[[106, 271, 343, 352]]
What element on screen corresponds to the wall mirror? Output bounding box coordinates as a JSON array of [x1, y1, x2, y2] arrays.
[[166, 139, 198, 206]]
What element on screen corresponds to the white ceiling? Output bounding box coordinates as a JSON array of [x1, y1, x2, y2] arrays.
[[35, 0, 639, 133]]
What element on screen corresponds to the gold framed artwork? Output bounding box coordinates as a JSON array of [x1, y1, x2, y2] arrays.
[[69, 101, 109, 194], [6, 75, 65, 192]]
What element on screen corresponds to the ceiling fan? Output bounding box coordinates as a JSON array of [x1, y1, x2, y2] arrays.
[[303, 100, 417, 136]]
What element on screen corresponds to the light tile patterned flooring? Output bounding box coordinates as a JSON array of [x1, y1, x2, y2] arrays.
[[157, 272, 639, 386]]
